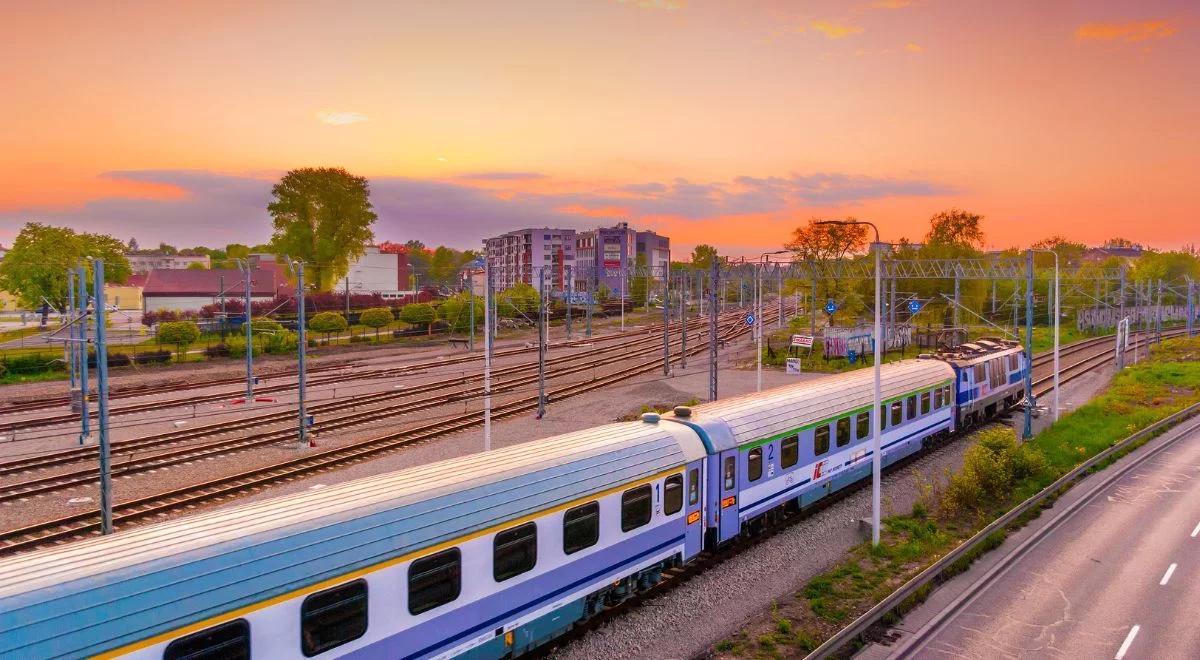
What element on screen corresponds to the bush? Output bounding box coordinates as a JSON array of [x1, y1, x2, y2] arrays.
[[496, 282, 539, 318], [1, 353, 65, 376], [309, 311, 348, 339], [156, 321, 201, 360], [437, 294, 482, 332], [205, 344, 230, 357], [261, 329, 299, 355], [249, 318, 283, 333], [399, 303, 437, 335], [133, 350, 171, 364], [359, 307, 394, 339], [941, 427, 1048, 517], [224, 334, 261, 358]]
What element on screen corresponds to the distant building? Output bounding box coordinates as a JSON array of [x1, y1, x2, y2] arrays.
[[572, 223, 638, 294], [341, 245, 411, 295], [141, 268, 281, 313], [125, 253, 211, 273], [1083, 245, 1144, 263], [483, 228, 576, 292], [636, 229, 671, 280]]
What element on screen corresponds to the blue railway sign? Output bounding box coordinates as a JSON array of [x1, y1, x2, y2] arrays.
[[745, 314, 755, 326], [909, 300, 922, 313], [825, 301, 838, 315]]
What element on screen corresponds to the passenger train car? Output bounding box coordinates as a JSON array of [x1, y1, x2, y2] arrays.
[[0, 342, 1027, 660]]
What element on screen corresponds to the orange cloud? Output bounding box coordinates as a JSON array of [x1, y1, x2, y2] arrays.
[[1075, 20, 1177, 43], [811, 20, 864, 39], [905, 43, 923, 53], [871, 0, 913, 8], [616, 0, 685, 10]]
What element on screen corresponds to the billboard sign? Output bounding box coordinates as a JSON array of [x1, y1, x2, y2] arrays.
[[790, 334, 814, 348]]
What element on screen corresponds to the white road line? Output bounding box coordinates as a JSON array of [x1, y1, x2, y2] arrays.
[[1192, 521, 1200, 538], [1115, 625, 1140, 660], [1160, 563, 1177, 586]]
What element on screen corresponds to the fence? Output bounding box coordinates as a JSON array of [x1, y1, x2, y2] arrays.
[[1076, 305, 1187, 332]]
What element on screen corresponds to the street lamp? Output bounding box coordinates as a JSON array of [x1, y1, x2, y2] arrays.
[[756, 250, 790, 392], [1030, 249, 1060, 422], [817, 220, 884, 546]]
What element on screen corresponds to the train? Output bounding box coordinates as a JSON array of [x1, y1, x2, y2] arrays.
[[0, 339, 1027, 660]]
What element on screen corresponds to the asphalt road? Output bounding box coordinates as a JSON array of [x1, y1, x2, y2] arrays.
[[890, 422, 1200, 659]]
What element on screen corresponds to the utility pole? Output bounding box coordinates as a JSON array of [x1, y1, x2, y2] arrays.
[[537, 268, 547, 419], [67, 269, 77, 392], [756, 263, 763, 392], [777, 266, 784, 329], [680, 271, 687, 369], [483, 260, 493, 450], [93, 259, 113, 535], [565, 265, 573, 340], [1188, 277, 1195, 338], [585, 266, 593, 337], [294, 260, 309, 447], [466, 269, 475, 351], [1119, 265, 1127, 334], [238, 259, 254, 401], [344, 276, 351, 318], [620, 263, 626, 332], [709, 260, 719, 401], [77, 266, 90, 445], [1023, 251, 1034, 440], [662, 261, 671, 376], [219, 274, 227, 340], [953, 270, 961, 328], [889, 276, 896, 350], [1156, 279, 1163, 344], [810, 275, 818, 338]]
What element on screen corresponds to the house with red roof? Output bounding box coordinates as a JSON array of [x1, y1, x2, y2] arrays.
[[141, 268, 284, 312]]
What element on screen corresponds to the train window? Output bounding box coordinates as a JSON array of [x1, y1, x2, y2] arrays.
[[747, 447, 763, 482], [723, 456, 736, 490], [974, 364, 986, 383], [664, 474, 684, 515], [890, 401, 903, 426], [880, 405, 887, 431], [688, 468, 700, 505], [921, 392, 931, 415], [934, 387, 943, 409], [621, 485, 653, 532], [300, 579, 368, 657], [814, 425, 830, 456], [836, 418, 851, 447], [1010, 354, 1019, 371], [944, 385, 954, 405], [164, 619, 249, 660], [494, 522, 537, 581], [856, 413, 869, 440], [781, 436, 799, 468], [408, 548, 461, 615], [563, 502, 600, 555], [906, 396, 917, 420]]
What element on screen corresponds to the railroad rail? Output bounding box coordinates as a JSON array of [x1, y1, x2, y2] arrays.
[[0, 306, 764, 555], [0, 310, 763, 500]]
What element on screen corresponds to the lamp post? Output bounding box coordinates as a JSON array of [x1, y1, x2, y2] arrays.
[[755, 250, 789, 392], [1030, 249, 1060, 422], [817, 220, 883, 545]]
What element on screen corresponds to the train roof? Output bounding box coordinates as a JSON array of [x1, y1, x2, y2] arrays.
[[0, 420, 705, 658], [666, 359, 954, 451], [937, 338, 1023, 367]]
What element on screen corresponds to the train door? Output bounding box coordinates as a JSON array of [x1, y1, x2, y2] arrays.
[[684, 461, 704, 558], [717, 449, 740, 542]]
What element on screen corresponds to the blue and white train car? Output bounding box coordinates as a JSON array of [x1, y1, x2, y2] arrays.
[[0, 421, 707, 660], [942, 338, 1027, 427], [663, 359, 956, 546]]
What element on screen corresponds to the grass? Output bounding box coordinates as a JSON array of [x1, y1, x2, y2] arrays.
[[717, 335, 1200, 658]]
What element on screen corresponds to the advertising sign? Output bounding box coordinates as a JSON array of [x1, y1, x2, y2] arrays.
[[785, 358, 803, 374], [790, 334, 814, 348], [602, 240, 622, 270]]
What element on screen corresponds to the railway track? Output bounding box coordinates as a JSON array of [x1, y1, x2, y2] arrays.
[[0, 310, 743, 432], [0, 312, 759, 500], [0, 307, 763, 555]]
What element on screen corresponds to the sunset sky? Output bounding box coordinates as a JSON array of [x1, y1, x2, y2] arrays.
[[1, 0, 1196, 257]]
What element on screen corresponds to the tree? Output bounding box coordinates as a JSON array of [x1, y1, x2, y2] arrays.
[[359, 307, 394, 340], [496, 282, 540, 318], [399, 302, 437, 334], [405, 240, 432, 287], [127, 237, 139, 252], [925, 209, 985, 249], [785, 218, 868, 261], [157, 320, 201, 360], [438, 294, 482, 332], [1103, 237, 1141, 250], [186, 261, 207, 270], [691, 244, 719, 271], [1030, 235, 1087, 268], [308, 311, 348, 343], [268, 167, 378, 291], [0, 223, 132, 308], [157, 242, 178, 255]]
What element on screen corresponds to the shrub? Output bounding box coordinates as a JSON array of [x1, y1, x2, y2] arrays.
[[941, 427, 1048, 517], [359, 307, 394, 339], [437, 294, 482, 332], [156, 321, 201, 360], [249, 318, 283, 333], [308, 311, 348, 341], [132, 350, 170, 364], [496, 282, 539, 318], [399, 303, 437, 335], [261, 329, 298, 355], [224, 334, 261, 358]]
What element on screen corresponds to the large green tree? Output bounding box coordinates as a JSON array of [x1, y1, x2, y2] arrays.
[[0, 222, 131, 308], [690, 244, 719, 270], [267, 167, 377, 291]]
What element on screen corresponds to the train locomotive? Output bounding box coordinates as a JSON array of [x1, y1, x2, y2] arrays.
[[0, 340, 1027, 660]]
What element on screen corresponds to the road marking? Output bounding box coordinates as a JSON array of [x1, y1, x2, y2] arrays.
[[1160, 563, 1177, 586], [1115, 625, 1140, 659], [1192, 521, 1200, 538]]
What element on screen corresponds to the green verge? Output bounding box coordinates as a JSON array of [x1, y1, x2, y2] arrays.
[[713, 335, 1200, 659]]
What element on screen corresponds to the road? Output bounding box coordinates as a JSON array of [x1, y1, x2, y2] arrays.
[[887, 421, 1200, 660]]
